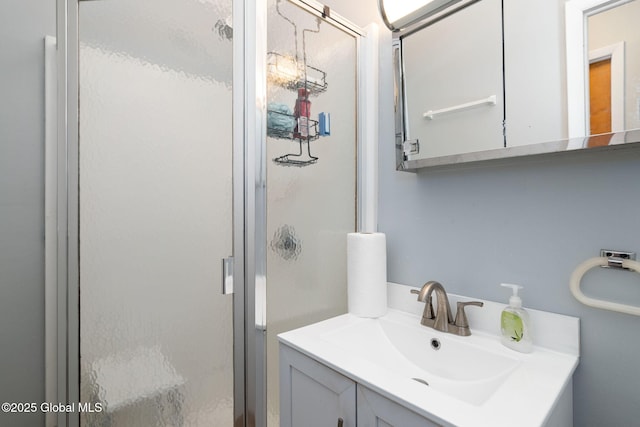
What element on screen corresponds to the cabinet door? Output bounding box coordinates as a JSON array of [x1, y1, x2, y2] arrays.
[[280, 345, 356, 427], [357, 386, 441, 427]]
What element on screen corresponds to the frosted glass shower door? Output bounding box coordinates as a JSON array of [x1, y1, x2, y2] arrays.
[[78, 0, 235, 425], [265, 1, 358, 425]]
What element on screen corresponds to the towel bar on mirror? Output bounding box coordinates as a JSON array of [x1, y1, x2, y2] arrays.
[[423, 95, 496, 120], [570, 253, 640, 316]]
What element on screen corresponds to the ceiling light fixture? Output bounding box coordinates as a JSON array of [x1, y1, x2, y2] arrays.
[[378, 0, 462, 31]]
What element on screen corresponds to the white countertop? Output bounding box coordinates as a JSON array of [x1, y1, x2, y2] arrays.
[[278, 283, 580, 427]]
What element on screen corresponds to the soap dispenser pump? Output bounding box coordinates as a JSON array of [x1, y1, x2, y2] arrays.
[[500, 283, 533, 353]]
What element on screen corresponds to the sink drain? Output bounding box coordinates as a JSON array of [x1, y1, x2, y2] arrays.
[[430, 338, 441, 351], [412, 377, 430, 387]]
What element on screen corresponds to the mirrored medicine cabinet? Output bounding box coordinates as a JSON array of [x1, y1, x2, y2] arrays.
[[382, 0, 640, 171]]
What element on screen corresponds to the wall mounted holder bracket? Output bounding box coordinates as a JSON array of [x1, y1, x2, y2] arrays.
[[600, 249, 636, 269]]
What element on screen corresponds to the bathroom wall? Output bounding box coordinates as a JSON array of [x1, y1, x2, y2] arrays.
[[380, 150, 640, 427], [351, 1, 640, 427], [0, 0, 53, 426]]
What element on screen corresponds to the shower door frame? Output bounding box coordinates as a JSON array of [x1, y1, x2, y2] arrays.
[[55, 0, 247, 426], [55, 0, 377, 426], [246, 1, 377, 426]]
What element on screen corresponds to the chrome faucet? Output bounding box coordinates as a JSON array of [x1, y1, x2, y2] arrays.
[[411, 281, 484, 336]]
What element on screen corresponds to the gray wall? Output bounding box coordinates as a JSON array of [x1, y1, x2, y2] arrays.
[[379, 150, 640, 427], [0, 0, 53, 425], [366, 2, 640, 427]]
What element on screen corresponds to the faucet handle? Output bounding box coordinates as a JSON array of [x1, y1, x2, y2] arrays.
[[410, 289, 435, 319], [454, 301, 484, 329]]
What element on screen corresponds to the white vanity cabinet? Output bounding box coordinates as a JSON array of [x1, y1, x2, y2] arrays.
[[280, 344, 441, 427]]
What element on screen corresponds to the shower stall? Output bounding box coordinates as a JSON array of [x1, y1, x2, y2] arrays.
[[53, 0, 374, 426]]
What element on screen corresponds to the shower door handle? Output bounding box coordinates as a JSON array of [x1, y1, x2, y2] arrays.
[[222, 257, 234, 295]]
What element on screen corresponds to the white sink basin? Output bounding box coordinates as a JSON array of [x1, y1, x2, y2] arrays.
[[322, 310, 520, 405], [279, 288, 579, 427]]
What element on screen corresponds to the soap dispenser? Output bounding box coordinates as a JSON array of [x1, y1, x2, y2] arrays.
[[500, 283, 533, 353]]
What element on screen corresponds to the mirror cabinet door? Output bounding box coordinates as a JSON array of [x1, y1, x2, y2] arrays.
[[401, 0, 504, 161]]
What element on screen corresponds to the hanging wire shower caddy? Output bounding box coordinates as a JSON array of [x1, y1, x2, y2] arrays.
[[266, 2, 329, 167]]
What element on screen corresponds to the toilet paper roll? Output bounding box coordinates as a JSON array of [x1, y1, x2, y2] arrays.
[[347, 232, 387, 318]]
